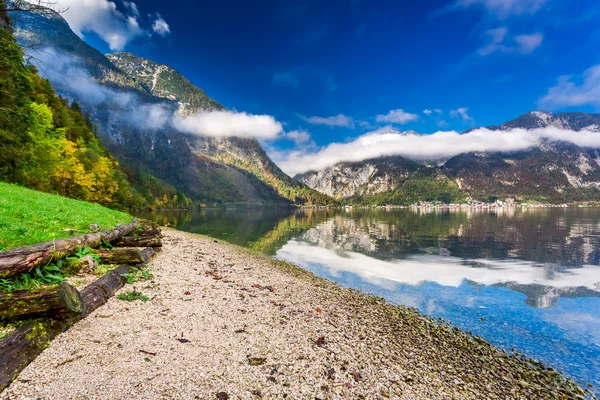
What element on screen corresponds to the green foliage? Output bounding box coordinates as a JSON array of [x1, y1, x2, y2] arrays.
[[122, 267, 153, 284], [117, 290, 148, 302], [0, 264, 65, 293], [350, 174, 466, 206], [0, 181, 132, 250], [0, 9, 190, 210]]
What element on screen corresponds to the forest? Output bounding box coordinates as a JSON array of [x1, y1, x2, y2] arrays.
[[0, 3, 189, 210]]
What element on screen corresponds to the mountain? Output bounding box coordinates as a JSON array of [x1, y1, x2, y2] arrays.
[[296, 155, 420, 199], [487, 111, 600, 132], [105, 52, 223, 114], [12, 8, 334, 206], [297, 112, 600, 203]]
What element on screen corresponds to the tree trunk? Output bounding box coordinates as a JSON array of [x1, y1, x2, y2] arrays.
[[93, 248, 155, 265], [0, 220, 139, 279], [0, 264, 141, 390], [112, 236, 162, 248], [0, 282, 83, 321]]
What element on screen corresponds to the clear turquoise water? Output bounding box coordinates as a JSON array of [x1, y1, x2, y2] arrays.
[[139, 207, 600, 393]]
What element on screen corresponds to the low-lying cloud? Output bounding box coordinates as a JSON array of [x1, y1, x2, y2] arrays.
[[32, 48, 283, 140], [172, 111, 282, 139], [272, 126, 600, 176]]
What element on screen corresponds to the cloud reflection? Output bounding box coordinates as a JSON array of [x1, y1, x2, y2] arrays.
[[276, 240, 600, 291]]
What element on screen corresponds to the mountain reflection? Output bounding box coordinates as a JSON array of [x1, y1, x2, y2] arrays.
[[139, 206, 600, 308]]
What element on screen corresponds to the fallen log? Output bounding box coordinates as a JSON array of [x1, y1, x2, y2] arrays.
[[0, 220, 139, 279], [0, 264, 141, 390], [112, 236, 162, 248], [79, 265, 132, 316], [0, 318, 65, 391], [93, 248, 155, 265], [138, 229, 163, 238], [0, 282, 83, 321]]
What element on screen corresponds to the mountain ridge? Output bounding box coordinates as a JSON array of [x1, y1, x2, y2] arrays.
[[298, 111, 600, 203]]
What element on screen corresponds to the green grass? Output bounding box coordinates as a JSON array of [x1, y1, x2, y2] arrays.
[[0, 182, 133, 251]]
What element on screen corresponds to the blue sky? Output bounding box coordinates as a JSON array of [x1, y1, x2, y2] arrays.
[[52, 0, 600, 174]]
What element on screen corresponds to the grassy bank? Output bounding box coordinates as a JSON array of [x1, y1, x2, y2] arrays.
[[0, 182, 133, 251]]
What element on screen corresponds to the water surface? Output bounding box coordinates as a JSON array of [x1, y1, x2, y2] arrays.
[[139, 207, 600, 392]]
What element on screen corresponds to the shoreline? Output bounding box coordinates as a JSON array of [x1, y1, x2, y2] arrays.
[[1, 228, 593, 399]]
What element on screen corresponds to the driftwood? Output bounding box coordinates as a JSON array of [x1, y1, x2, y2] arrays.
[[0, 282, 83, 321], [0, 220, 139, 279], [112, 236, 162, 248], [0, 264, 141, 390], [93, 248, 155, 265]]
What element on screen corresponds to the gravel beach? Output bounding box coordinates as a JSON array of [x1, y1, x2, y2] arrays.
[[0, 228, 591, 400]]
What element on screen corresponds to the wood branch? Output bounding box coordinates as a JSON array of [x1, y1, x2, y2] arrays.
[[0, 264, 142, 390], [112, 236, 162, 248], [93, 248, 155, 265], [0, 282, 83, 321], [0, 220, 138, 279]]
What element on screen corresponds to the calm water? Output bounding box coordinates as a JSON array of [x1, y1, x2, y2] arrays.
[[139, 207, 600, 391]]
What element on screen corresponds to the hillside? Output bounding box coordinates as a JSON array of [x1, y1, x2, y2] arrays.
[[297, 112, 600, 204], [0, 7, 185, 211], [0, 182, 132, 250], [12, 9, 334, 206]]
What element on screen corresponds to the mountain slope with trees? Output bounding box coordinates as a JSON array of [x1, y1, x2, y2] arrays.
[[0, 3, 184, 210], [11, 8, 334, 206]]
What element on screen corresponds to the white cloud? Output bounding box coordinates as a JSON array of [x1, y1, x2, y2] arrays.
[[122, 1, 139, 16], [376, 109, 419, 124], [53, 0, 169, 51], [515, 33, 544, 54], [271, 71, 300, 88], [450, 0, 549, 19], [434, 109, 443, 114], [539, 65, 600, 108], [423, 109, 433, 115], [300, 113, 355, 128], [173, 110, 283, 139], [449, 107, 474, 123], [152, 13, 170, 37], [32, 47, 283, 140], [272, 125, 600, 176], [284, 129, 312, 144], [478, 27, 543, 56]]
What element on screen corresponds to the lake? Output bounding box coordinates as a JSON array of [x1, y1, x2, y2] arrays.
[[138, 206, 600, 392]]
